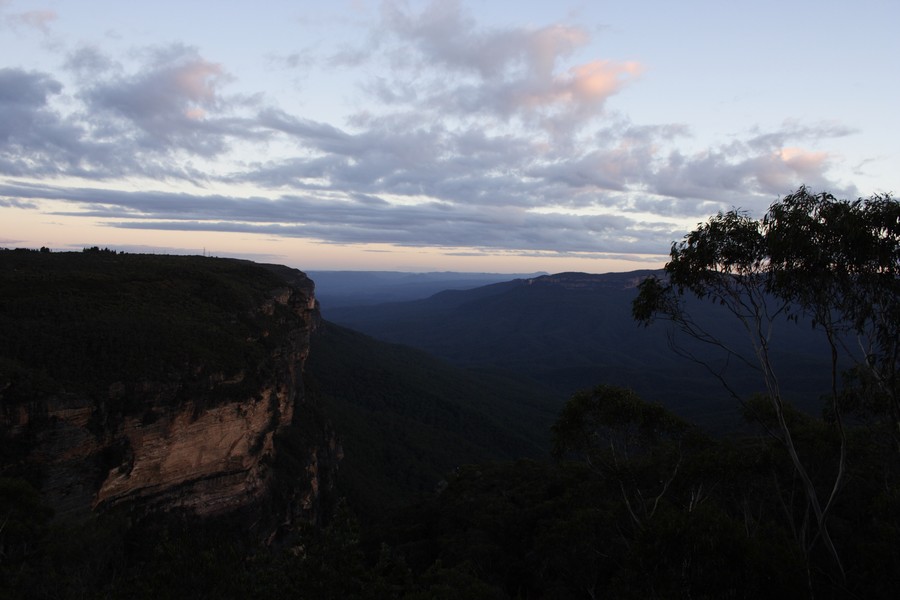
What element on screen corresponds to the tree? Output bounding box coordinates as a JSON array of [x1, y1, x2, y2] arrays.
[[765, 188, 900, 442], [552, 385, 698, 529], [632, 186, 899, 584]]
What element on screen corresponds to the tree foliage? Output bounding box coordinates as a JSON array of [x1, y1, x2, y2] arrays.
[[765, 188, 900, 434], [632, 186, 900, 585], [552, 385, 703, 531], [634, 186, 899, 431]]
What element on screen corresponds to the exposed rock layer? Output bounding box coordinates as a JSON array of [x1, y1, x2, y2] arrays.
[[0, 252, 337, 528]]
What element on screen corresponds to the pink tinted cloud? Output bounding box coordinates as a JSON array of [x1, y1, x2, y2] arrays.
[[559, 60, 642, 109], [90, 53, 226, 126], [522, 24, 590, 77], [77, 47, 252, 158], [8, 9, 57, 33], [778, 147, 829, 174], [754, 147, 832, 192], [171, 59, 222, 107], [377, 2, 641, 128]]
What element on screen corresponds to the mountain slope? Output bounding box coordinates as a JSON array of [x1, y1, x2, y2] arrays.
[[307, 270, 545, 311], [327, 271, 835, 428], [304, 320, 561, 518]]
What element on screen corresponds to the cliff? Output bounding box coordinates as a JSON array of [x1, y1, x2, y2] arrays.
[[0, 250, 339, 530]]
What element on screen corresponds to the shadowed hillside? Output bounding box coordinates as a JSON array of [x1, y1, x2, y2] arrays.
[[305, 321, 561, 518], [307, 270, 546, 311], [328, 271, 836, 429], [2, 250, 897, 599]]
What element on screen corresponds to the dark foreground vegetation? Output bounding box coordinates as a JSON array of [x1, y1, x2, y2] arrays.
[[2, 187, 899, 598], [3, 384, 898, 598]]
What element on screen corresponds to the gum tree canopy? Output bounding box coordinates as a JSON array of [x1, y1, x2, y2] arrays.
[[633, 186, 899, 436], [632, 185, 899, 577]]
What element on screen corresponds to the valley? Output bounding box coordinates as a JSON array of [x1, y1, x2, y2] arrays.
[[1, 249, 897, 598], [326, 270, 835, 430]]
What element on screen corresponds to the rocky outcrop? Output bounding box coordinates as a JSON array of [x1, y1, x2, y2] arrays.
[[94, 380, 291, 515], [0, 253, 338, 530]]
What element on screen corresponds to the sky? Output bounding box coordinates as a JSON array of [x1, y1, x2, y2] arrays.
[[1, 0, 897, 274]]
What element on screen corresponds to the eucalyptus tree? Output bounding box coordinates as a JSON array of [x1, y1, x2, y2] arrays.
[[552, 385, 698, 530], [632, 186, 899, 583], [765, 188, 900, 440]]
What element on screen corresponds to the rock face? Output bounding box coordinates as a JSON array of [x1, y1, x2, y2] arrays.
[[94, 378, 293, 516], [0, 251, 339, 529]]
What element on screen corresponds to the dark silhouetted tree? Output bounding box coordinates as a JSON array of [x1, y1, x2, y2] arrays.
[[632, 186, 899, 583]]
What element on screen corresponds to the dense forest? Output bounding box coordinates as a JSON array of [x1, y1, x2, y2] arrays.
[[1, 188, 899, 598]]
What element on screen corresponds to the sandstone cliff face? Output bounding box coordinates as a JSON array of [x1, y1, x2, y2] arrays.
[[0, 253, 339, 528]]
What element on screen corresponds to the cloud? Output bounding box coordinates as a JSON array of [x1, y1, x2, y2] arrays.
[[0, 67, 61, 106], [644, 141, 850, 214], [381, 2, 586, 78], [0, 68, 90, 177], [529, 124, 671, 196], [241, 103, 851, 232], [6, 9, 57, 34], [745, 120, 857, 152], [0, 4, 867, 262], [563, 59, 641, 106], [0, 196, 37, 209], [0, 180, 672, 255], [65, 45, 121, 79], [82, 45, 253, 156], [0, 46, 272, 180], [370, 0, 640, 130]]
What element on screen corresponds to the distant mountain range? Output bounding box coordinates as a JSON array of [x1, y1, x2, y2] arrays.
[[307, 270, 547, 312], [326, 270, 836, 430]]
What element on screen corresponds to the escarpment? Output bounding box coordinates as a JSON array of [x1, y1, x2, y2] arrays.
[[0, 250, 339, 529]]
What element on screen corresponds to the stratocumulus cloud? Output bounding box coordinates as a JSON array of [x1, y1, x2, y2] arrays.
[[0, 0, 890, 267]]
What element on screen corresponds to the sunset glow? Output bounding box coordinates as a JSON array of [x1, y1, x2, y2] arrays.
[[1, 1, 896, 273]]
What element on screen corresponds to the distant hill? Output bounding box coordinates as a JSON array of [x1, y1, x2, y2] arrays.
[[307, 270, 546, 312], [327, 271, 836, 430]]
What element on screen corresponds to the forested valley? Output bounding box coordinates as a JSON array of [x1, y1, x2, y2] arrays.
[[1, 188, 898, 599]]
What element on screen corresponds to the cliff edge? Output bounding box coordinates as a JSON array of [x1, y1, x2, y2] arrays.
[[0, 250, 339, 530]]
